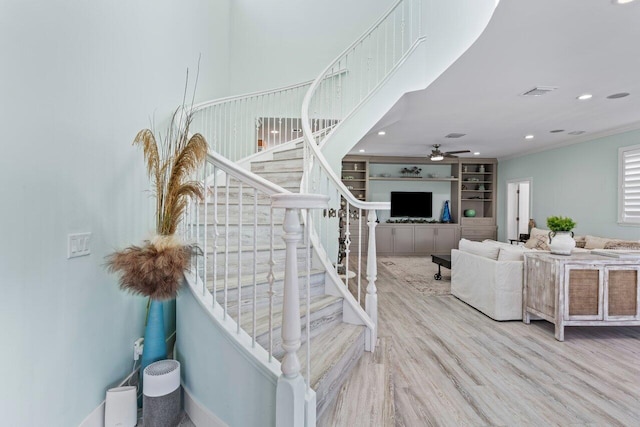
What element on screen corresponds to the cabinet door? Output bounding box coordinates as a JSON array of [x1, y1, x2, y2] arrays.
[[376, 227, 394, 254], [393, 227, 414, 253], [415, 227, 435, 254], [564, 266, 604, 321], [605, 266, 640, 320], [434, 227, 458, 254]]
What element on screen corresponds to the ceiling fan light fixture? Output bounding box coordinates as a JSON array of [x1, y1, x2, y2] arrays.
[[430, 154, 444, 161]]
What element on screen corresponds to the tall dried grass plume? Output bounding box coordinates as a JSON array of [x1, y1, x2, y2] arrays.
[[106, 95, 208, 299]]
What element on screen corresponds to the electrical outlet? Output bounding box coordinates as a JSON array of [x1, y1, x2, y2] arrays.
[[133, 337, 144, 361], [67, 232, 91, 259]]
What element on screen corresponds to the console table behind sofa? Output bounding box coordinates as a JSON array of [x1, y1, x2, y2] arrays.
[[523, 252, 640, 341]]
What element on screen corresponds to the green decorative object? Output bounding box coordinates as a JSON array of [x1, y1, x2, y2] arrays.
[[464, 209, 476, 217]]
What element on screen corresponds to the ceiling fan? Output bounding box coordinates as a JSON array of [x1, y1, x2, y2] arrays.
[[429, 144, 470, 161]]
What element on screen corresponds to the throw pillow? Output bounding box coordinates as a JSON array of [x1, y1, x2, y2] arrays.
[[604, 241, 640, 250], [458, 238, 500, 260], [574, 235, 586, 248], [584, 235, 611, 249], [524, 227, 550, 251]]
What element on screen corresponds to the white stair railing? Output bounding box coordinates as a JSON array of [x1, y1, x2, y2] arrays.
[[183, 150, 329, 426], [190, 81, 312, 161], [301, 0, 426, 351]]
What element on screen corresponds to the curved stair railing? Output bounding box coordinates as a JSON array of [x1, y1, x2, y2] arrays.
[[183, 149, 329, 426], [301, 0, 426, 349], [190, 81, 312, 161]]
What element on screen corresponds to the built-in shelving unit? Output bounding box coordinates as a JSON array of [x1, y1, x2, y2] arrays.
[[341, 158, 368, 201], [340, 155, 498, 246]]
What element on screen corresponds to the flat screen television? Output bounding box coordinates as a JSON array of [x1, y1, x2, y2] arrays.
[[390, 191, 433, 218]]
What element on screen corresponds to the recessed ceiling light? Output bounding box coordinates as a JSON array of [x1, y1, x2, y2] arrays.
[[525, 134, 535, 140], [377, 131, 386, 136], [607, 92, 630, 99], [550, 129, 564, 133], [577, 93, 593, 100], [359, 149, 365, 153], [270, 130, 279, 134], [612, 0, 636, 5], [473, 152, 480, 156], [445, 133, 466, 138]]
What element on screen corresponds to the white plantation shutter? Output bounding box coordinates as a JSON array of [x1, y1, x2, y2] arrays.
[[619, 145, 640, 224]]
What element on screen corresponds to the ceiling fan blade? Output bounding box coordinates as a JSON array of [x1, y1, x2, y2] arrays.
[[444, 150, 471, 155]]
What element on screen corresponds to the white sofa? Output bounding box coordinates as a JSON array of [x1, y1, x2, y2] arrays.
[[451, 240, 525, 321]]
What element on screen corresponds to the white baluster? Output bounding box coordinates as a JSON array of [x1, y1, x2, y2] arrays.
[[365, 209, 378, 352], [272, 193, 328, 427]]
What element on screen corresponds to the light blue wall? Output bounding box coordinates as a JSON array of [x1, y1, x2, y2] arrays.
[[497, 129, 640, 242], [176, 287, 277, 427], [0, 1, 230, 425]]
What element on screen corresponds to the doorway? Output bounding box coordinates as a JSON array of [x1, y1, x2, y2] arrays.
[[506, 179, 532, 241]]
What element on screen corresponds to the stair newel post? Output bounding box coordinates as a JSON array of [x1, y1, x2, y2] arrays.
[[365, 209, 378, 352], [272, 193, 329, 427]]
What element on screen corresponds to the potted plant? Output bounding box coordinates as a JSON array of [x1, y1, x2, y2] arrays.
[[106, 107, 207, 373], [546, 216, 577, 255]]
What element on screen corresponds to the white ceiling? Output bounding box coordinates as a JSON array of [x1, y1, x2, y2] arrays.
[[350, 0, 640, 160]]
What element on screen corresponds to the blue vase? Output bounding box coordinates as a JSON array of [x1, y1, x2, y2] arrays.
[[141, 300, 167, 370], [139, 299, 167, 403], [442, 200, 452, 223]]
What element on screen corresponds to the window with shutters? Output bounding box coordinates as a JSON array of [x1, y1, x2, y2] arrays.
[[618, 144, 640, 224]]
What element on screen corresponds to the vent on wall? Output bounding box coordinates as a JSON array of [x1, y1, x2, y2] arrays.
[[521, 86, 558, 96]]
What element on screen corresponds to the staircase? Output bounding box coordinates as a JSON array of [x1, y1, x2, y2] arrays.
[[177, 0, 500, 425], [203, 143, 367, 419]]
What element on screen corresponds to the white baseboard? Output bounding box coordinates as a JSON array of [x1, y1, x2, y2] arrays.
[[78, 368, 139, 427], [183, 384, 228, 427], [79, 332, 177, 427]]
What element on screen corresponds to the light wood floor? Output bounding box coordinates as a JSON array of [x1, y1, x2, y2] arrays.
[[320, 257, 640, 426]]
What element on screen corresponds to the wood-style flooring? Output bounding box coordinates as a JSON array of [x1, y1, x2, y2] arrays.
[[320, 257, 640, 426]]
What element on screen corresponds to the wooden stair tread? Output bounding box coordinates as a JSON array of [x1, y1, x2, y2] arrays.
[[301, 323, 365, 390], [207, 268, 325, 291], [224, 294, 342, 338]]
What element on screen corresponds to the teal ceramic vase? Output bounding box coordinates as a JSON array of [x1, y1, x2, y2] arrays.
[[141, 300, 167, 370]]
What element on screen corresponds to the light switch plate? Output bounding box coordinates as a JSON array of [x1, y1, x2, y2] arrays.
[[68, 232, 92, 259]]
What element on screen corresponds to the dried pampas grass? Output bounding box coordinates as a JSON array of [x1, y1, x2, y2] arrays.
[[106, 235, 191, 300], [107, 69, 208, 300]]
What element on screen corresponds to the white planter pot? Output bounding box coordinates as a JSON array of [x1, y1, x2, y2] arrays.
[[548, 231, 575, 255]]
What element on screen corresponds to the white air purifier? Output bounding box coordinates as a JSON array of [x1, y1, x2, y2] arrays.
[[143, 360, 181, 427], [104, 386, 137, 427]]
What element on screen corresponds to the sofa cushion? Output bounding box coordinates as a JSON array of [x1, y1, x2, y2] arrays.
[[574, 235, 586, 248], [498, 248, 524, 261], [604, 240, 640, 249], [524, 227, 550, 251], [458, 238, 500, 260]]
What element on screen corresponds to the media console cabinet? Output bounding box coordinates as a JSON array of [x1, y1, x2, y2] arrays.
[[523, 252, 640, 341]]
